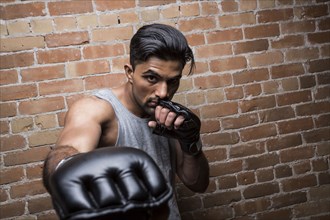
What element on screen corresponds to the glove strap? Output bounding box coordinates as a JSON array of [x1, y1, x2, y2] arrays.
[[180, 138, 202, 156]]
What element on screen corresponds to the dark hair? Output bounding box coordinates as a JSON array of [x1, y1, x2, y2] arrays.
[[130, 23, 195, 75]]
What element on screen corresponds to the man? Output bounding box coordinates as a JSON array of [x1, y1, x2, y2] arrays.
[[43, 23, 209, 220]]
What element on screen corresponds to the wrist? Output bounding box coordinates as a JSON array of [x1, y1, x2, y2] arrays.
[[180, 138, 202, 156]]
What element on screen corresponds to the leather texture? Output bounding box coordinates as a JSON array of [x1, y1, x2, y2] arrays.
[[49, 147, 173, 220], [153, 100, 201, 152]]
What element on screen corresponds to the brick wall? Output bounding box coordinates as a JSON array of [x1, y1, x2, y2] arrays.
[[0, 0, 329, 219]]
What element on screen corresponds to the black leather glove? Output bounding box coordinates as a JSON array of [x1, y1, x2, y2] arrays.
[[48, 147, 173, 220], [153, 100, 202, 156]]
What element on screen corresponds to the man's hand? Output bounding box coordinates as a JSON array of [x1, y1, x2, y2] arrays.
[[46, 147, 172, 220], [148, 100, 202, 156]]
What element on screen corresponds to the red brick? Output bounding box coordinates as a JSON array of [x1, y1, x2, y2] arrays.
[[0, 188, 8, 202], [239, 96, 276, 113], [18, 96, 65, 115], [315, 86, 330, 100], [201, 120, 220, 134], [240, 125, 277, 142], [257, 209, 292, 220], [28, 196, 53, 214], [243, 182, 279, 199], [293, 161, 311, 174], [0, 52, 34, 69], [67, 60, 110, 77], [201, 102, 238, 119], [0, 84, 37, 101], [258, 8, 293, 23], [275, 165, 292, 178], [263, 81, 280, 94], [280, 146, 314, 163], [26, 163, 43, 179], [0, 166, 24, 184], [300, 75, 316, 89], [259, 106, 295, 123], [0, 69, 18, 85], [319, 172, 330, 185], [237, 171, 255, 185], [312, 158, 328, 171], [256, 168, 274, 182], [225, 87, 243, 100], [233, 68, 269, 85], [204, 190, 241, 208], [4, 146, 50, 166], [1, 36, 45, 52], [244, 84, 262, 97], [318, 72, 330, 85], [248, 51, 283, 67], [10, 179, 46, 198], [277, 90, 312, 106], [83, 44, 125, 59], [271, 35, 305, 49], [219, 12, 256, 28], [278, 117, 314, 134], [48, 0, 93, 15], [0, 120, 9, 134], [296, 101, 329, 116], [179, 17, 216, 32], [46, 32, 89, 48], [85, 73, 126, 90], [308, 31, 330, 44], [210, 160, 242, 176], [308, 58, 330, 73], [315, 113, 330, 128], [95, 0, 137, 11], [210, 56, 247, 72], [281, 20, 315, 34], [219, 175, 237, 189], [245, 24, 280, 39], [245, 152, 279, 170], [294, 5, 328, 19], [21, 65, 65, 82], [0, 134, 26, 152], [0, 2, 45, 20], [271, 63, 305, 79], [234, 39, 268, 54], [203, 132, 240, 146], [229, 141, 265, 158], [303, 127, 330, 143], [286, 47, 319, 62], [234, 198, 271, 216], [92, 26, 133, 42], [194, 74, 231, 89], [207, 28, 243, 43], [222, 113, 258, 129], [0, 200, 25, 218], [204, 147, 227, 162], [37, 48, 81, 64], [281, 174, 317, 192], [185, 33, 205, 46], [195, 43, 232, 59], [221, 0, 238, 12], [201, 2, 219, 15], [0, 102, 17, 118], [39, 79, 84, 95], [319, 17, 330, 30], [267, 134, 302, 151]]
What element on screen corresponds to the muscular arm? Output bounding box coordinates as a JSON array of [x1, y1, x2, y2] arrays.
[[43, 97, 113, 191], [172, 139, 209, 193]]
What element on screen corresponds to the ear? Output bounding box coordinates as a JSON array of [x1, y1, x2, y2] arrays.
[[124, 64, 134, 84]]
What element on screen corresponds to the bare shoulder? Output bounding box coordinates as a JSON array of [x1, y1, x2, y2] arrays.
[[66, 95, 115, 124]]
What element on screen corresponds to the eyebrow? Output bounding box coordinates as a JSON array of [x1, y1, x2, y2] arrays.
[[142, 69, 182, 81]]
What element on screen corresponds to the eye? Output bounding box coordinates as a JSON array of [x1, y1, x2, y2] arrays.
[[145, 75, 158, 84]]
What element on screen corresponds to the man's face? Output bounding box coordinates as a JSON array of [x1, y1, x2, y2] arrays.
[[126, 57, 182, 117]]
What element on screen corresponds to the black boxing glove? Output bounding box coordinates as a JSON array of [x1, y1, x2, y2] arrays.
[[153, 100, 202, 156], [48, 147, 172, 220]]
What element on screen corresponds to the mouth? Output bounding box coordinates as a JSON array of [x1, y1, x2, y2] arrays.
[[147, 98, 159, 108]]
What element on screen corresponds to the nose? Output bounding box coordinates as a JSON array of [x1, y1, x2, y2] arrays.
[[155, 82, 168, 99]]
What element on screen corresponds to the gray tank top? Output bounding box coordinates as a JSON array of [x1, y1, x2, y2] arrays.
[[93, 89, 181, 220]]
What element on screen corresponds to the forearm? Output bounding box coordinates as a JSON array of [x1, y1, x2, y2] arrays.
[[42, 145, 79, 192], [177, 142, 209, 192]]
